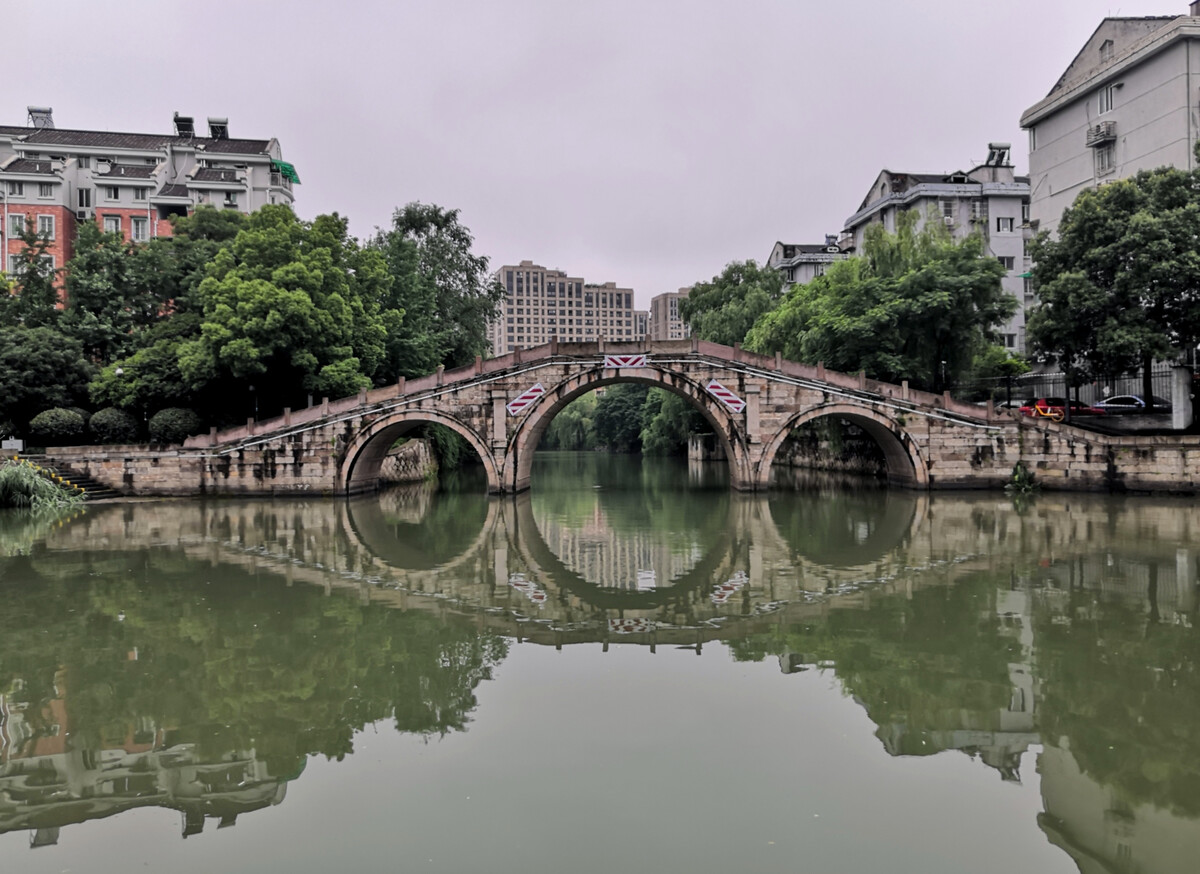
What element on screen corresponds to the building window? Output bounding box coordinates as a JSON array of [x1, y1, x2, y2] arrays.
[[104, 186, 119, 201], [131, 217, 148, 242], [37, 215, 54, 240], [6, 181, 24, 196], [37, 182, 53, 198], [77, 156, 90, 169], [1098, 84, 1116, 115], [78, 188, 92, 208], [223, 192, 237, 208], [133, 188, 147, 201], [939, 199, 955, 221], [103, 216, 121, 234], [8, 213, 28, 237], [996, 217, 1015, 233], [1028, 127, 1037, 152], [1095, 143, 1116, 176], [1100, 39, 1114, 63], [1021, 202, 1030, 223], [997, 256, 1015, 270]]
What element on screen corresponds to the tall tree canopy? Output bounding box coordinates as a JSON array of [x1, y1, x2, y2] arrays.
[[746, 213, 1013, 391], [1027, 165, 1200, 403], [679, 260, 784, 346], [173, 206, 391, 411], [371, 203, 504, 380]]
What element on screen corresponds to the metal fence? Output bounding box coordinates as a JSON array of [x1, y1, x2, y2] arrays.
[[959, 366, 1183, 407]]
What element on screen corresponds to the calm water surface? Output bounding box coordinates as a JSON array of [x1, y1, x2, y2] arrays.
[[1, 453, 1199, 873]]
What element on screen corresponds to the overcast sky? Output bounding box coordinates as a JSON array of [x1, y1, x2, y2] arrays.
[[6, 0, 1182, 307]]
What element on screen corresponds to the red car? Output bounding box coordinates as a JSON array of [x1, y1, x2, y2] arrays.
[[1018, 397, 1106, 421]]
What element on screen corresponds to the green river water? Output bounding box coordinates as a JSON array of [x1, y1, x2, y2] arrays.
[[1, 452, 1198, 873]]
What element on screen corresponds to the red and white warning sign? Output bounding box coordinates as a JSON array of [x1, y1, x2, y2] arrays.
[[604, 354, 647, 368], [506, 382, 545, 415], [705, 379, 745, 413]]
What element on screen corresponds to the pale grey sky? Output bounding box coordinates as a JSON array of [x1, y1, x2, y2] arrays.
[[6, 0, 1180, 306]]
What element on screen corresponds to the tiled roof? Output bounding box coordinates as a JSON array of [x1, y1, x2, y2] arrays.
[[0, 158, 56, 175], [7, 126, 272, 155], [103, 163, 155, 179], [0, 125, 29, 137], [191, 167, 241, 183], [154, 183, 190, 198]]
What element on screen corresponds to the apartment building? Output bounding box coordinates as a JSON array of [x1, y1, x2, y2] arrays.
[[1021, 5, 1200, 235], [841, 144, 1032, 352], [648, 287, 691, 341], [765, 236, 847, 287], [0, 106, 297, 277], [489, 260, 649, 353]]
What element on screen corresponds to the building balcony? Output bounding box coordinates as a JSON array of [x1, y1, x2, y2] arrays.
[[1086, 121, 1117, 147]]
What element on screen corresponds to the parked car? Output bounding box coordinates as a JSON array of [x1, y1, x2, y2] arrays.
[[1018, 397, 1107, 420], [1094, 394, 1173, 415]]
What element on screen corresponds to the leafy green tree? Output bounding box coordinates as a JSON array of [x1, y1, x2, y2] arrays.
[[746, 212, 1012, 391], [1027, 166, 1200, 408], [0, 222, 60, 328], [59, 222, 169, 364], [371, 203, 504, 380], [679, 260, 784, 346], [592, 384, 650, 452], [0, 326, 94, 432], [169, 206, 389, 417]]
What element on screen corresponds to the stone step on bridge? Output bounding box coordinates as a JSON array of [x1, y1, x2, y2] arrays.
[[42, 339, 1200, 495]]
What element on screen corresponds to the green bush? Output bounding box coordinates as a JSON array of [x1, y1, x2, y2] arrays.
[[148, 407, 202, 444], [89, 407, 140, 444], [28, 408, 86, 446]]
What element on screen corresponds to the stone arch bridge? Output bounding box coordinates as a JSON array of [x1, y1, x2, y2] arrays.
[[47, 339, 1200, 495]]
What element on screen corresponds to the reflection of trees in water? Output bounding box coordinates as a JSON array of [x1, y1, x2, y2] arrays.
[[0, 551, 507, 836]]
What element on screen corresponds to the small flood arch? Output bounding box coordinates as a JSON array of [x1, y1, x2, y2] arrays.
[[339, 409, 499, 494], [506, 367, 751, 493], [759, 404, 929, 489]]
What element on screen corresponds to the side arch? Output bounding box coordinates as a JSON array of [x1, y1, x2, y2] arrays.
[[339, 409, 500, 494], [756, 403, 930, 489], [503, 366, 753, 492]]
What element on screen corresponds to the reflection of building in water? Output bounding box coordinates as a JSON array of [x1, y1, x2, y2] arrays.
[[536, 514, 702, 591], [0, 676, 290, 847], [1039, 743, 1200, 874]]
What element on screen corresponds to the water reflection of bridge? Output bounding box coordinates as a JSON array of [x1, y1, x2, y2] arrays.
[[11, 490, 1200, 871], [37, 489, 1200, 647]]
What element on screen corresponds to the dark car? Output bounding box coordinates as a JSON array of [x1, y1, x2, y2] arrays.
[[1094, 394, 1173, 415], [1018, 397, 1106, 420]]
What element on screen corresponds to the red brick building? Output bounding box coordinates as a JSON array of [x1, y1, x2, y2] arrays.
[[1, 106, 298, 282]]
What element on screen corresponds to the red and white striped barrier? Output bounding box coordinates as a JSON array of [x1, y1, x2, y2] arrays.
[[609, 617, 655, 634], [705, 380, 745, 414], [604, 354, 647, 368], [506, 383, 546, 415]]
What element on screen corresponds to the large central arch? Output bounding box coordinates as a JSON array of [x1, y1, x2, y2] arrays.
[[504, 366, 752, 493], [339, 409, 500, 494], [757, 403, 929, 488]]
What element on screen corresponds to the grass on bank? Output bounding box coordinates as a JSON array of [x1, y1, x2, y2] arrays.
[[0, 458, 86, 510]]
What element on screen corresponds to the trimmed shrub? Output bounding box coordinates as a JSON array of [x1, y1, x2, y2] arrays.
[[89, 407, 140, 444], [28, 408, 86, 446], [148, 407, 202, 445]]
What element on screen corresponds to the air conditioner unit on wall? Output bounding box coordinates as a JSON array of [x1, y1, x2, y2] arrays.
[[943, 216, 955, 226], [75, 210, 90, 222]]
